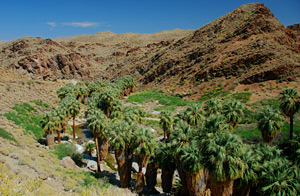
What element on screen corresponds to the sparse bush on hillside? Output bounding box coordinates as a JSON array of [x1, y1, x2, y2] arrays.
[[0, 128, 17, 142]]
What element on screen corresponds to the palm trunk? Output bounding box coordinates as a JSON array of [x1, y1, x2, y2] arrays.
[[62, 121, 67, 135], [99, 139, 109, 161], [163, 125, 167, 143], [146, 162, 159, 194], [177, 163, 189, 196], [46, 134, 55, 146], [162, 168, 174, 193], [208, 175, 234, 196], [186, 169, 208, 196], [115, 149, 133, 188], [290, 116, 294, 139], [72, 115, 76, 142], [136, 167, 145, 195], [95, 136, 101, 172], [57, 130, 61, 143], [232, 181, 250, 196]]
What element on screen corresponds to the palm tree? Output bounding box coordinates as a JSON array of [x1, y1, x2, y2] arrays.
[[109, 121, 136, 188], [56, 83, 74, 100], [259, 158, 300, 195], [160, 110, 173, 142], [133, 127, 156, 194], [204, 98, 222, 116], [68, 98, 80, 142], [257, 107, 283, 145], [222, 100, 245, 129], [201, 132, 246, 196], [279, 88, 300, 139], [123, 106, 147, 124], [179, 141, 208, 196], [171, 121, 196, 196], [156, 142, 176, 193], [184, 103, 205, 128], [202, 114, 230, 134], [41, 113, 56, 146], [99, 88, 117, 118], [87, 111, 108, 172]]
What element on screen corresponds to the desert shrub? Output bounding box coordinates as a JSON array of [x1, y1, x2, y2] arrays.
[[0, 128, 17, 142], [51, 143, 83, 165]]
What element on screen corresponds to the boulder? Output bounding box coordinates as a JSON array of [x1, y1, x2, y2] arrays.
[[60, 156, 77, 170], [87, 160, 97, 171], [75, 144, 84, 153]]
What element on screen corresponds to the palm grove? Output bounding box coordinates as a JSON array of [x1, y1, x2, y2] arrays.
[[41, 76, 300, 196]]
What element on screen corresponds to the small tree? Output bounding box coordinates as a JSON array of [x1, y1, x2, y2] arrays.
[[258, 107, 283, 145], [160, 110, 173, 142], [222, 100, 245, 129], [279, 88, 300, 139]]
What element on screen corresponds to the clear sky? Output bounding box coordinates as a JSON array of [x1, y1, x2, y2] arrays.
[[0, 0, 299, 41]]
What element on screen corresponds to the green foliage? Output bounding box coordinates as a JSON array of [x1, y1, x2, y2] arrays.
[[198, 87, 230, 102], [201, 132, 246, 182], [127, 90, 192, 106], [0, 128, 17, 142], [3, 103, 44, 139], [257, 107, 283, 144], [231, 92, 252, 103], [154, 105, 176, 112], [30, 100, 49, 108], [51, 143, 83, 165]]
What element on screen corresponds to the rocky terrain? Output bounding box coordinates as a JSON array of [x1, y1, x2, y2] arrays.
[[0, 3, 299, 100]]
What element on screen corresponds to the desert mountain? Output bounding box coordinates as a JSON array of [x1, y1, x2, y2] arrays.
[[0, 3, 299, 94]]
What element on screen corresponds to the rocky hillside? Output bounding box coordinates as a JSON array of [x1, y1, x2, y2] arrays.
[[133, 3, 300, 88], [0, 3, 299, 96], [0, 29, 194, 80]]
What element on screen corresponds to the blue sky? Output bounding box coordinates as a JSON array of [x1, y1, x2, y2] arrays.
[[0, 0, 299, 41]]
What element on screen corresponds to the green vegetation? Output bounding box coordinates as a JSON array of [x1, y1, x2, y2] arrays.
[[3, 103, 44, 139], [127, 90, 192, 106], [231, 92, 252, 103], [50, 143, 83, 165], [0, 128, 17, 142], [30, 100, 50, 108], [198, 87, 230, 102], [154, 105, 176, 112]]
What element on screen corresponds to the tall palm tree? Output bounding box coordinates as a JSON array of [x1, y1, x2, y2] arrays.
[[41, 113, 56, 146], [171, 121, 196, 196], [109, 120, 136, 188], [257, 107, 283, 145], [222, 100, 245, 129], [179, 141, 208, 196], [87, 111, 108, 172], [201, 132, 246, 196], [160, 110, 173, 142], [133, 127, 156, 194], [156, 142, 176, 193], [68, 98, 80, 142], [279, 88, 300, 139]]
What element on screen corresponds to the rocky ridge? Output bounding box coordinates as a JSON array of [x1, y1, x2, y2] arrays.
[[0, 3, 299, 97]]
